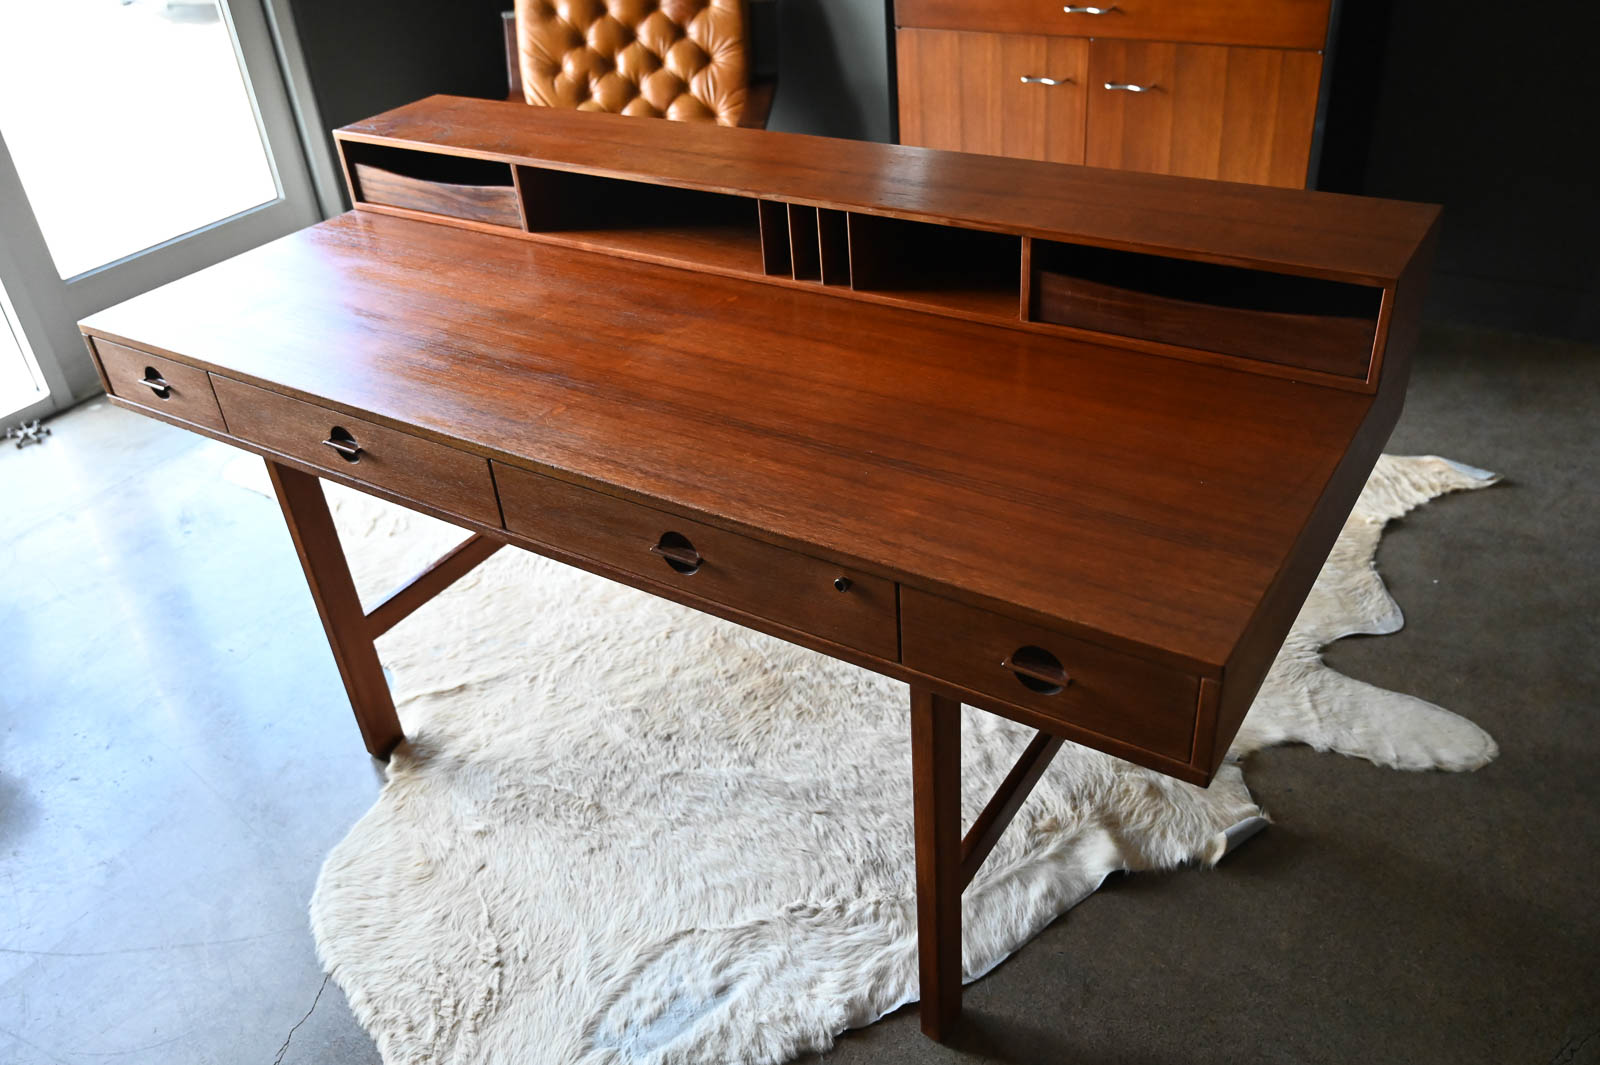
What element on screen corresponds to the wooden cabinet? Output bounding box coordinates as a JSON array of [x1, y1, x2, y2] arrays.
[[1085, 41, 1322, 187], [897, 29, 1087, 164], [894, 0, 1332, 188]]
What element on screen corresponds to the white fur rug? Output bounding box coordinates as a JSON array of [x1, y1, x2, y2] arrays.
[[268, 454, 1498, 1065]]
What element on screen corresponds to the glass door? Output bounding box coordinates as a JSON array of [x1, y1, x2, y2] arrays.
[[0, 0, 320, 423]]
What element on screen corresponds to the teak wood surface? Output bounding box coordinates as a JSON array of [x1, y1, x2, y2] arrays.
[[80, 97, 1436, 1042]]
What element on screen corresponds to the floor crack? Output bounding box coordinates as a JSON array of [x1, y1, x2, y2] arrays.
[[272, 972, 332, 1065]]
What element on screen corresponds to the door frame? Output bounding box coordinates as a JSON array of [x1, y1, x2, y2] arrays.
[[0, 0, 327, 422]]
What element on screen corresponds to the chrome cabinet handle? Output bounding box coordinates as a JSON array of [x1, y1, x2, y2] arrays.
[[135, 375, 171, 395], [1063, 4, 1117, 12], [322, 436, 363, 461], [1104, 82, 1159, 92], [1019, 75, 1073, 86]]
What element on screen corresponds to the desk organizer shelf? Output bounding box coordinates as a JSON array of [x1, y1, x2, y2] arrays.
[[335, 95, 1437, 392]]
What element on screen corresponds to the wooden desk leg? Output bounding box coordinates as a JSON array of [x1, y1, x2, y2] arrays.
[[910, 686, 963, 1040], [266, 460, 403, 759]]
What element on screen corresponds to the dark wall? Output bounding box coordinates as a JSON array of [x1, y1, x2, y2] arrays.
[[1321, 0, 1600, 341], [764, 0, 893, 143], [286, 0, 511, 158]]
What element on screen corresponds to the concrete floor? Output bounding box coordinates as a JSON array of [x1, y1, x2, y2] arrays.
[[2, 324, 1596, 1064]]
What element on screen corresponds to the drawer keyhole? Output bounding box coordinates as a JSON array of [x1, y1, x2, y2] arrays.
[[140, 367, 171, 400], [1002, 645, 1070, 695], [649, 531, 702, 575]]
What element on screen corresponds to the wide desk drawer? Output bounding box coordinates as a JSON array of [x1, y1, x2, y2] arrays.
[[211, 376, 500, 526], [901, 587, 1197, 761], [93, 339, 226, 433], [495, 462, 899, 660], [895, 0, 1330, 51]]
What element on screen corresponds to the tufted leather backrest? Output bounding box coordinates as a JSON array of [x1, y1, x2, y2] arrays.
[[515, 0, 751, 126]]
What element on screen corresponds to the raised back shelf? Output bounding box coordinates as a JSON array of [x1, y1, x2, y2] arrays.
[[335, 95, 1441, 393]]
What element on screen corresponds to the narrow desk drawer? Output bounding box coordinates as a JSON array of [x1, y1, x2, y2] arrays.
[[495, 462, 899, 660], [93, 339, 225, 432], [901, 587, 1197, 761], [895, 0, 1330, 51], [212, 376, 500, 526]]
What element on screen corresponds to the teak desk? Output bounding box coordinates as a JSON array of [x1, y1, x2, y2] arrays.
[[80, 95, 1438, 1040]]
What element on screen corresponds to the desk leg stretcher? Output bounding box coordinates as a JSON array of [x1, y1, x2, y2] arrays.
[[271, 453, 1065, 1035], [265, 460, 503, 759], [910, 685, 1065, 1039]]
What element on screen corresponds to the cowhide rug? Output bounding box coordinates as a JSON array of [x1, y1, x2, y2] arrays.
[[254, 454, 1498, 1065]]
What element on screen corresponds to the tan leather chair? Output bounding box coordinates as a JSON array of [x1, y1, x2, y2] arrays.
[[504, 1, 774, 129]]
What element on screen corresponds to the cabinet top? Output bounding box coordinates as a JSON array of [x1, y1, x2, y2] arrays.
[[339, 94, 1438, 286]]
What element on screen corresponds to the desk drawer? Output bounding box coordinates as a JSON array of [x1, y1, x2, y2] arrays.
[[901, 587, 1197, 761], [93, 339, 225, 432], [895, 0, 1330, 50], [212, 376, 500, 526], [495, 462, 899, 659]]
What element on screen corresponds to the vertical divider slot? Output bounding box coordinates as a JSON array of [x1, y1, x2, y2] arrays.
[[758, 200, 792, 276], [1019, 236, 1033, 321], [788, 205, 821, 282], [818, 208, 851, 286]]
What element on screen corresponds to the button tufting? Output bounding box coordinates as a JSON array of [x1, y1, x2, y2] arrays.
[[515, 0, 747, 125]]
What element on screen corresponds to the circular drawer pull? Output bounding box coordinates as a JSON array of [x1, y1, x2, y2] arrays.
[[1019, 75, 1073, 87], [1104, 82, 1160, 93], [649, 532, 702, 575], [1001, 646, 1071, 695], [833, 576, 852, 592], [137, 368, 171, 399], [322, 426, 363, 463]]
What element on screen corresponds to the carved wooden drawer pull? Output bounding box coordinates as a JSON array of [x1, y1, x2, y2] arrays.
[[1001, 646, 1071, 695], [648, 532, 703, 575]]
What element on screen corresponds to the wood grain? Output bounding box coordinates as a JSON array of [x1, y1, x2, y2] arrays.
[[351, 162, 523, 228], [894, 0, 1333, 52], [1031, 241, 1382, 379], [897, 29, 1088, 165], [910, 686, 963, 1040], [83, 211, 1387, 678], [266, 460, 403, 759], [365, 533, 505, 639], [212, 374, 501, 527], [495, 460, 900, 659], [901, 586, 1199, 761], [334, 95, 1437, 284], [91, 338, 225, 432], [958, 729, 1064, 888], [1085, 41, 1323, 188]]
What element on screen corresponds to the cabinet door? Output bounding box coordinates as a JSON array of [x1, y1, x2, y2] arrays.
[[897, 29, 1088, 164], [1085, 40, 1321, 187]]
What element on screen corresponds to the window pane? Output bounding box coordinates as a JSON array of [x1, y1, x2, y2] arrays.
[[0, 0, 279, 280], [0, 279, 46, 418]]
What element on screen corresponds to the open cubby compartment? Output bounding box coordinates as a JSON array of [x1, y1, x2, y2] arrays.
[[518, 167, 764, 276], [847, 214, 1022, 319], [343, 142, 522, 229], [1029, 241, 1385, 380]]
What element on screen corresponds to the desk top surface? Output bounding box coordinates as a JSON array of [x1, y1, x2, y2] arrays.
[[83, 210, 1375, 673]]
